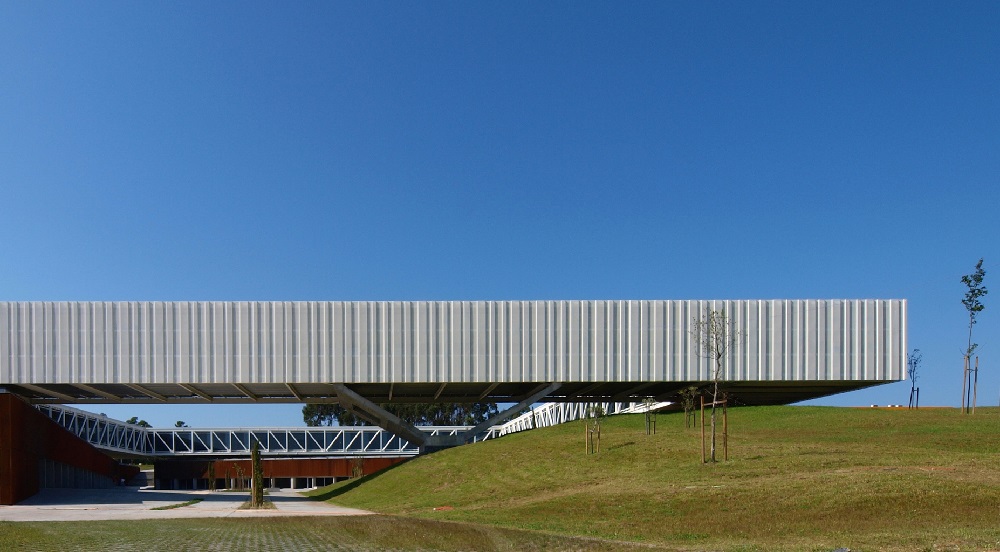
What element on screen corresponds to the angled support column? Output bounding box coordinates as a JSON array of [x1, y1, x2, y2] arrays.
[[19, 384, 78, 403], [455, 382, 563, 445], [125, 384, 167, 402], [330, 384, 428, 448], [233, 384, 259, 401]]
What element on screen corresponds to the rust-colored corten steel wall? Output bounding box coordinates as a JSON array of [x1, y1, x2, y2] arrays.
[[155, 457, 406, 482], [0, 393, 138, 505]]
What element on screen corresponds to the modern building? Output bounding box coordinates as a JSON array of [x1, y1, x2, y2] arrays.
[[1, 299, 906, 503]]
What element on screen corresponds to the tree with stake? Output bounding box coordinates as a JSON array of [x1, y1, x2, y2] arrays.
[[642, 397, 657, 435], [907, 349, 922, 409], [691, 308, 741, 462], [207, 462, 216, 492], [961, 258, 987, 413], [584, 405, 604, 454], [250, 438, 264, 508]]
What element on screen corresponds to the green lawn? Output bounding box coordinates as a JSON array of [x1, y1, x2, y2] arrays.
[[307, 406, 1000, 551], [4, 406, 999, 551]]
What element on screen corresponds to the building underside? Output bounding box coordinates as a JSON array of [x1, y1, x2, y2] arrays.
[[3, 379, 892, 408]]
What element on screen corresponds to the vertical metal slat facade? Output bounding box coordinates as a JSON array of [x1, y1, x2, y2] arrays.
[[0, 300, 906, 386]]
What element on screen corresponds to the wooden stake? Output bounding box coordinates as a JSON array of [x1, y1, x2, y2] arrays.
[[972, 356, 979, 414], [700, 395, 706, 463], [723, 398, 728, 461], [961, 355, 969, 413]]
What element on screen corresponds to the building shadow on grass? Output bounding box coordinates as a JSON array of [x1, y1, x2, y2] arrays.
[[305, 458, 414, 502]]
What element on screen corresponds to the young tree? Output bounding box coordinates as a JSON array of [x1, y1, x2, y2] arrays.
[[677, 386, 700, 428], [250, 438, 264, 508], [691, 308, 741, 462], [207, 462, 216, 491], [961, 258, 987, 413], [232, 463, 246, 491], [174, 420, 188, 428], [642, 397, 657, 435], [350, 457, 365, 478], [907, 349, 921, 409], [584, 405, 605, 454]]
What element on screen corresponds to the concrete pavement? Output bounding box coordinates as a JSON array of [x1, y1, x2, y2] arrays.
[[0, 487, 372, 522]]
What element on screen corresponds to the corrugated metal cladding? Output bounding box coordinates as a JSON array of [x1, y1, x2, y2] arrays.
[[0, 300, 906, 386]]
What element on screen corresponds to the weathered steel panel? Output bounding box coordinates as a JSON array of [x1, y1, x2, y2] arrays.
[[0, 393, 138, 504]]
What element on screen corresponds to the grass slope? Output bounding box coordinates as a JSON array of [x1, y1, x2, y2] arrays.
[[309, 406, 1000, 551]]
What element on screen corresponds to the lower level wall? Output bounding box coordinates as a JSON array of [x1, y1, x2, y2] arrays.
[[39, 459, 118, 489], [154, 457, 407, 490], [0, 392, 138, 504]]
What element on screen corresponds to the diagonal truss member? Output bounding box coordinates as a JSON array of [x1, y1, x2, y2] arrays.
[[331, 382, 562, 452]]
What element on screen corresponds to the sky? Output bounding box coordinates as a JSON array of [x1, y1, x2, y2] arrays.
[[1, 2, 997, 428]]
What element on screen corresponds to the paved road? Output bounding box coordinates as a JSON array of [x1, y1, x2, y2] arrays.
[[0, 487, 372, 522]]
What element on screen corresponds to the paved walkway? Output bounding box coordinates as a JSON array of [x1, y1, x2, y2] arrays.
[[0, 487, 372, 522]]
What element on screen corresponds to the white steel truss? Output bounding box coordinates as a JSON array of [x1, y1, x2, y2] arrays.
[[38, 401, 667, 458], [497, 401, 670, 436], [37, 404, 154, 455]]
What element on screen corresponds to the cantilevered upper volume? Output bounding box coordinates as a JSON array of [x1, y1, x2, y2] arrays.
[[0, 300, 906, 406]]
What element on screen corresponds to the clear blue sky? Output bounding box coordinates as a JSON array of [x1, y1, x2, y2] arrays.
[[2, 2, 997, 428]]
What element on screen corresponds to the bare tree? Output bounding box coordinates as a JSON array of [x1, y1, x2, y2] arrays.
[[907, 349, 921, 409], [691, 308, 741, 462], [961, 258, 987, 413]]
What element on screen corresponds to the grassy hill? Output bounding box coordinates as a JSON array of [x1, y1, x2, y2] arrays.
[[309, 406, 1000, 551]]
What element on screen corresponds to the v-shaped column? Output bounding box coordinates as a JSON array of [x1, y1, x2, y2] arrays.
[[330, 384, 428, 448]]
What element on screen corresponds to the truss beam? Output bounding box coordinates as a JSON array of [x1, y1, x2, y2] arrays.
[[286, 383, 304, 401], [179, 384, 213, 402], [36, 397, 665, 459], [76, 384, 123, 402], [612, 382, 657, 401], [478, 382, 500, 400], [125, 384, 167, 402], [20, 384, 77, 402], [233, 384, 259, 401]]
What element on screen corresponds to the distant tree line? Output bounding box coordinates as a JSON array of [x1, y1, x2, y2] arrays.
[[302, 402, 499, 427], [125, 416, 151, 428]]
